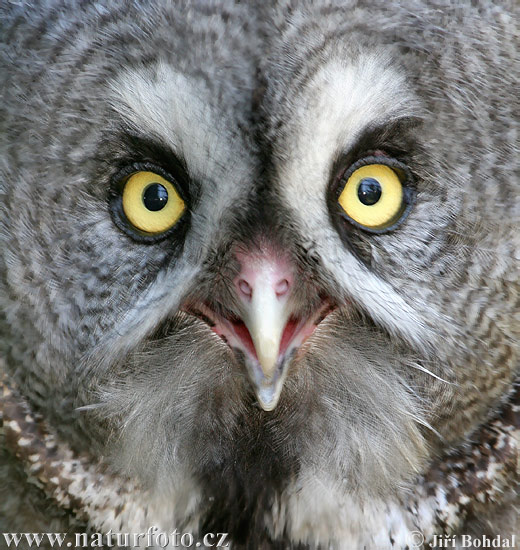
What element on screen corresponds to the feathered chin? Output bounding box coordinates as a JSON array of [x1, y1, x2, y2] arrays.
[[95, 305, 428, 539]]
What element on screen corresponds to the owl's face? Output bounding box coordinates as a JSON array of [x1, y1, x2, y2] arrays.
[[1, 1, 518, 546]]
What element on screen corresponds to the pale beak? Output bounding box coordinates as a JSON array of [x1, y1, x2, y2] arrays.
[[231, 249, 296, 411], [243, 276, 290, 379], [240, 277, 292, 410]]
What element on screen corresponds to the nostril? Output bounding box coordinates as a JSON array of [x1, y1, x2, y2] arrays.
[[238, 279, 253, 298], [275, 279, 290, 297]]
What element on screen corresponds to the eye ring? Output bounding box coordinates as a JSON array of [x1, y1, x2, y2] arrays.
[[333, 155, 415, 234], [109, 162, 190, 243]]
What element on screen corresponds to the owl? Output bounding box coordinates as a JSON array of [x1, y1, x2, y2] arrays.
[[0, 1, 519, 549]]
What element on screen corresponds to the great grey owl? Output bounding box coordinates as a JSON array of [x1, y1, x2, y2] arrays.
[[0, 1, 518, 549]]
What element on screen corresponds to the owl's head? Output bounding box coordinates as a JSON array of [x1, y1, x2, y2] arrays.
[[1, 0, 518, 546]]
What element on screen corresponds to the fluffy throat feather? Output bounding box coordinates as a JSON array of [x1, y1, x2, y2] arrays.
[[0, 372, 519, 545]]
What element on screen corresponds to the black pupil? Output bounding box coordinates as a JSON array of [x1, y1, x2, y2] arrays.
[[357, 178, 382, 205], [142, 183, 169, 211]]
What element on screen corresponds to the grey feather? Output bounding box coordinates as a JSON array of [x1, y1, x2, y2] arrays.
[[1, 1, 518, 548]]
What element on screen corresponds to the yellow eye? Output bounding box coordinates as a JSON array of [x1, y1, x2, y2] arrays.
[[121, 171, 185, 234], [337, 164, 405, 230]]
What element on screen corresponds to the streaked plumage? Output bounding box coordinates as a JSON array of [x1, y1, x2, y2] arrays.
[[1, 1, 518, 548]]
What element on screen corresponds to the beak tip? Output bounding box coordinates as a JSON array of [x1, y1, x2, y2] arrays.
[[257, 387, 281, 412], [253, 369, 288, 412]]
